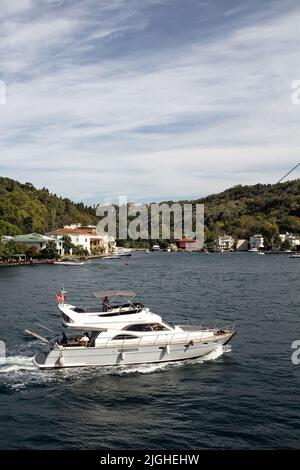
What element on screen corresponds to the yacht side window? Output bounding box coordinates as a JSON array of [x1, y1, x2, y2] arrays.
[[112, 334, 138, 340], [124, 323, 168, 332], [149, 323, 168, 331]]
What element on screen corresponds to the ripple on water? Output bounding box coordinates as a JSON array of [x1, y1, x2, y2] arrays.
[[1, 253, 300, 449]]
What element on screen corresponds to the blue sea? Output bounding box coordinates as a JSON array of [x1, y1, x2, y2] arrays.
[[0, 252, 299, 449]]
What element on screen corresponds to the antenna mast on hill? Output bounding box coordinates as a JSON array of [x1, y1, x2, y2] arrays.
[[276, 162, 300, 183]]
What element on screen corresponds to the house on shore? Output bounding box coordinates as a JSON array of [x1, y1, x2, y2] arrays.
[[46, 228, 115, 255], [175, 238, 202, 251], [236, 239, 249, 251], [6, 233, 64, 256], [279, 232, 300, 250], [217, 235, 235, 251], [249, 234, 264, 250]]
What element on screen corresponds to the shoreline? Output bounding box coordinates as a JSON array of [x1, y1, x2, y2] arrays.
[[0, 259, 54, 267]]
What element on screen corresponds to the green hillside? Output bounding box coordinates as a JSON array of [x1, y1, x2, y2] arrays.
[[0, 177, 97, 237], [0, 176, 299, 248], [192, 179, 300, 246]]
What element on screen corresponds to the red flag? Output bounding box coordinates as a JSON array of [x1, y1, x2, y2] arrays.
[[56, 287, 67, 302]]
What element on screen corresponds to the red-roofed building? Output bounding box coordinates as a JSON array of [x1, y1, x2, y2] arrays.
[[175, 238, 202, 251]]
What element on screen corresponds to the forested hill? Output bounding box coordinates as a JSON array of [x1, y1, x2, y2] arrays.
[[0, 176, 299, 243], [0, 177, 97, 237], [191, 179, 300, 244]]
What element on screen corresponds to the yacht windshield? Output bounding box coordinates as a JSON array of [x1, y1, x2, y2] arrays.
[[162, 320, 175, 330]]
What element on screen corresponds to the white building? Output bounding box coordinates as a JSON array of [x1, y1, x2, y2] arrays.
[[46, 229, 115, 255], [91, 232, 116, 255], [249, 234, 264, 250], [279, 232, 300, 248], [1, 235, 14, 243], [10, 233, 64, 255], [217, 235, 235, 251], [63, 223, 82, 230], [63, 223, 97, 230]]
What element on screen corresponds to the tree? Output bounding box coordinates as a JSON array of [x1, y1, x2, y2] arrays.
[[72, 245, 88, 257], [61, 235, 74, 254], [24, 182, 35, 190], [23, 216, 33, 233], [7, 179, 15, 192], [64, 199, 71, 214], [49, 208, 56, 229], [30, 246, 38, 257], [0, 241, 28, 259], [41, 241, 59, 259], [0, 221, 20, 238], [281, 239, 292, 251], [0, 177, 97, 236], [260, 221, 280, 248]]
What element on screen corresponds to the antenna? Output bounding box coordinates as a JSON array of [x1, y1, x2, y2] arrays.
[[276, 162, 300, 184]]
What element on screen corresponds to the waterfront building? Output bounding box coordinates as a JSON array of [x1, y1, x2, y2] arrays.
[[10, 233, 64, 256], [46, 228, 115, 255], [217, 235, 235, 251], [279, 232, 300, 249], [236, 239, 249, 251], [175, 238, 202, 251], [63, 223, 82, 230], [91, 233, 116, 255], [249, 234, 264, 250], [63, 223, 97, 230]]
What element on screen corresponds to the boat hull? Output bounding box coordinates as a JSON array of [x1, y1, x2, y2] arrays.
[[33, 334, 234, 369]]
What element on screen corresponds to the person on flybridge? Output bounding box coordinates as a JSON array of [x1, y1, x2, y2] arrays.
[[102, 295, 110, 312]]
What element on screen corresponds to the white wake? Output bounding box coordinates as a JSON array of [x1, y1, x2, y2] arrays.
[[0, 355, 36, 373]]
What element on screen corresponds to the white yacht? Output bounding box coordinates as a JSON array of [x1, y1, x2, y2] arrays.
[[101, 247, 132, 259], [30, 290, 236, 369], [114, 247, 132, 257], [151, 244, 160, 251]]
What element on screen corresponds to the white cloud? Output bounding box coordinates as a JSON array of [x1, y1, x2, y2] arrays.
[[1, 17, 76, 49], [0, 0, 33, 16], [0, 1, 300, 202]]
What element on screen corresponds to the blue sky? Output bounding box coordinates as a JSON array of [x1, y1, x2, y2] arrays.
[[0, 0, 300, 203]]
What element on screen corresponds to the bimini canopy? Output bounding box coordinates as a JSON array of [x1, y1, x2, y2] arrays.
[[93, 290, 137, 299]]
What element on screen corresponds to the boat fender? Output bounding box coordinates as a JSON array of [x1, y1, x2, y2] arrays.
[[165, 345, 170, 354], [58, 354, 65, 367], [120, 352, 126, 361]]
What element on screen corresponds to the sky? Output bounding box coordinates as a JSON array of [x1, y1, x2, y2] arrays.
[[0, 0, 300, 204]]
